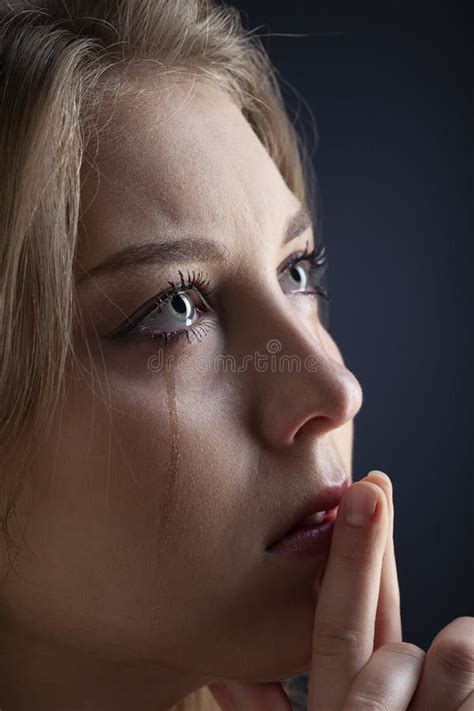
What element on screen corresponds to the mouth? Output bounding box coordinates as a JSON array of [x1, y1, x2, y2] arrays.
[[265, 476, 349, 551]]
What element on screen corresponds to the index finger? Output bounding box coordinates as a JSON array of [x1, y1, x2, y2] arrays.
[[365, 471, 402, 647], [308, 477, 389, 710]]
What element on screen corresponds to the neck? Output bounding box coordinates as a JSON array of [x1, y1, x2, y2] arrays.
[[0, 623, 211, 711]]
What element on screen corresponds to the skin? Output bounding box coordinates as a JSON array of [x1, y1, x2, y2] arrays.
[[0, 79, 472, 710], [0, 78, 362, 711]]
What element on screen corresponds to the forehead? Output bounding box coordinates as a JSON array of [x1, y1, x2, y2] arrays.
[[77, 78, 299, 274]]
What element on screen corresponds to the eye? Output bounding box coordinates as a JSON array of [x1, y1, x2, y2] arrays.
[[277, 242, 329, 297], [278, 261, 311, 293], [277, 242, 331, 328], [135, 290, 198, 336], [106, 269, 217, 345]]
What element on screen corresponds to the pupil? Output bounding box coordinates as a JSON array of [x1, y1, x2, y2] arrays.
[[291, 266, 302, 284], [172, 294, 188, 315]]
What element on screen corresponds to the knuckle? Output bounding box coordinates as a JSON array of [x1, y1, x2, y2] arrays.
[[345, 644, 425, 711], [431, 640, 474, 675], [428, 623, 474, 683], [313, 623, 363, 663]]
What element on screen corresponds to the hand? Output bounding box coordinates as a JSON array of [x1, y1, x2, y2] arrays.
[[207, 471, 474, 710]]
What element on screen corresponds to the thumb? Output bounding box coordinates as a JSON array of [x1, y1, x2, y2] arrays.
[[208, 680, 292, 710]]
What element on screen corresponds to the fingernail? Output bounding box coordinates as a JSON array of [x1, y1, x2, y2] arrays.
[[343, 484, 377, 527]]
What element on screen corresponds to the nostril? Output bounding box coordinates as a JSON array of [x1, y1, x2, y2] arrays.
[[293, 415, 333, 441]]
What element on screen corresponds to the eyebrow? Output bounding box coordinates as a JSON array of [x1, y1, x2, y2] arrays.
[[76, 205, 313, 286]]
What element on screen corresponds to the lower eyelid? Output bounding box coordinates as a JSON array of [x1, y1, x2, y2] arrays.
[[130, 312, 218, 346]]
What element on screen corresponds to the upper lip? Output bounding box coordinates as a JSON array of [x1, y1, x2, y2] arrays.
[[265, 477, 349, 549]]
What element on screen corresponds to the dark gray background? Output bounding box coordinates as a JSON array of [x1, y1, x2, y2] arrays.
[[232, 0, 473, 652]]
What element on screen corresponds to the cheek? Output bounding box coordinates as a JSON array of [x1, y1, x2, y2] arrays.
[[29, 366, 246, 576], [2, 367, 249, 658]]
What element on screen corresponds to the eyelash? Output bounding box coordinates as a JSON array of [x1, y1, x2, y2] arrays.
[[108, 241, 330, 346], [277, 240, 329, 298]]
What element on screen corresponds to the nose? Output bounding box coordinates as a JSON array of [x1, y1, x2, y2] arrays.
[[244, 295, 363, 449]]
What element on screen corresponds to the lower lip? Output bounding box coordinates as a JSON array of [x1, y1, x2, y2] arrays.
[[265, 506, 339, 560]]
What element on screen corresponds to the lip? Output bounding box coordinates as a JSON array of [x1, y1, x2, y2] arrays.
[[266, 506, 339, 558], [265, 474, 349, 550]]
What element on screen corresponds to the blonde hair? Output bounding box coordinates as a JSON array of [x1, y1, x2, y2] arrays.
[[0, 1, 314, 708]]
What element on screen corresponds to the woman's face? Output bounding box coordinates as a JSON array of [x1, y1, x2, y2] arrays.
[[1, 79, 363, 704]]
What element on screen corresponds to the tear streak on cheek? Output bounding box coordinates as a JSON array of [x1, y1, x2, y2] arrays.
[[153, 367, 182, 554]]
